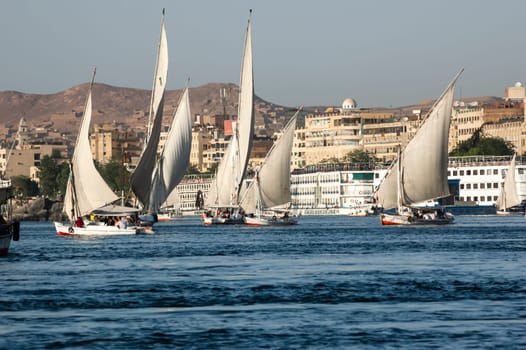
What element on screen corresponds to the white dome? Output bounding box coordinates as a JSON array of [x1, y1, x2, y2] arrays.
[[342, 97, 357, 110], [515, 82, 522, 87]]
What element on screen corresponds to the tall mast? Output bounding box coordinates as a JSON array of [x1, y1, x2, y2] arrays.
[[146, 8, 166, 146]]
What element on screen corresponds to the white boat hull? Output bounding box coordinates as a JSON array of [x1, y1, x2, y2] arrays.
[[244, 215, 298, 226], [156, 213, 176, 221], [201, 215, 245, 225], [349, 205, 379, 217], [380, 211, 454, 226], [201, 206, 245, 225], [54, 222, 151, 236]]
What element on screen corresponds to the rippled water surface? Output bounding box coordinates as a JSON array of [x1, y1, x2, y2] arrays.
[[1, 215, 525, 349]]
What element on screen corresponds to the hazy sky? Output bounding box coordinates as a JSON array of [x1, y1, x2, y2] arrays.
[[1, 0, 525, 108]]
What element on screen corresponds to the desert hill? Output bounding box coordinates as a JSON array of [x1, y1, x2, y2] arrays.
[[0, 82, 504, 137], [0, 82, 299, 137]]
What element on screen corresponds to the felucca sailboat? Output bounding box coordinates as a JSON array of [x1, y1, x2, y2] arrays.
[[54, 70, 146, 236], [375, 69, 463, 225], [148, 85, 192, 216], [241, 110, 299, 226], [496, 154, 522, 215], [202, 10, 255, 225], [129, 9, 171, 224]]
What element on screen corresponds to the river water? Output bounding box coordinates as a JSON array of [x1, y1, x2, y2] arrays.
[[1, 215, 525, 349]]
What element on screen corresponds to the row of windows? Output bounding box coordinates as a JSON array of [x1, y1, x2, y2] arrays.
[[459, 196, 498, 202], [291, 199, 340, 206], [458, 128, 479, 135], [459, 183, 500, 190], [449, 169, 509, 176], [455, 116, 481, 123], [291, 188, 340, 195]]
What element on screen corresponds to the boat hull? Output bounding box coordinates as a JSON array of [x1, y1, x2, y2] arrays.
[[0, 222, 19, 256], [202, 215, 245, 225], [156, 213, 176, 222], [244, 215, 298, 226], [202, 206, 245, 225], [380, 212, 454, 226], [0, 230, 12, 256], [349, 205, 379, 217], [54, 222, 151, 236], [496, 210, 524, 216]]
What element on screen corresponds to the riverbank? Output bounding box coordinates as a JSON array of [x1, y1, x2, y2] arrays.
[[12, 197, 64, 221]]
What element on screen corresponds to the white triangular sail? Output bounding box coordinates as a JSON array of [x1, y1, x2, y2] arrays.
[[130, 10, 169, 209], [148, 87, 193, 212], [206, 11, 254, 207], [162, 186, 181, 210], [496, 154, 521, 211], [376, 69, 463, 210], [240, 111, 298, 213], [63, 71, 119, 221]]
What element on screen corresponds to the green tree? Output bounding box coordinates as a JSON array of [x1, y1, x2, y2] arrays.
[[96, 159, 130, 192], [343, 150, 379, 168], [185, 164, 201, 175], [38, 155, 62, 197], [449, 128, 515, 156], [319, 157, 340, 164], [56, 162, 70, 198], [11, 176, 39, 198]]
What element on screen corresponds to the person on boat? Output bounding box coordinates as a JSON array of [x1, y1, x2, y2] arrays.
[[74, 217, 84, 228], [118, 217, 128, 229]]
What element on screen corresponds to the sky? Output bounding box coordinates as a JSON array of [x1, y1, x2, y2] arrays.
[[1, 0, 525, 108]]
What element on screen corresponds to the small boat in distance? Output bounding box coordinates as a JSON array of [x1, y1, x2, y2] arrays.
[[496, 154, 523, 215], [241, 110, 300, 226], [203, 10, 255, 225], [375, 69, 463, 225], [54, 70, 149, 236], [348, 204, 379, 217]]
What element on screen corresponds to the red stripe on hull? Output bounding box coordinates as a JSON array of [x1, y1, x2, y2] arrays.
[[381, 220, 400, 225], [57, 231, 75, 236], [245, 222, 265, 226]]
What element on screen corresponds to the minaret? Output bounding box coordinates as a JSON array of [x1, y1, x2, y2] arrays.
[[15, 117, 29, 150]]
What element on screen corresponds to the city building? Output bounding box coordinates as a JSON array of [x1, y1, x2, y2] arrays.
[[293, 98, 414, 167], [1, 144, 68, 179]]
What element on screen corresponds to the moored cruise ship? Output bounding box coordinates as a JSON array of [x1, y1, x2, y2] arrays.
[[172, 155, 526, 216], [291, 156, 526, 216], [447, 155, 526, 213], [167, 174, 213, 216], [290, 163, 377, 215]]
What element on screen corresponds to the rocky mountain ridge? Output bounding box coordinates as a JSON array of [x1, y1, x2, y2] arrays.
[[0, 82, 298, 137], [0, 82, 503, 137]]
